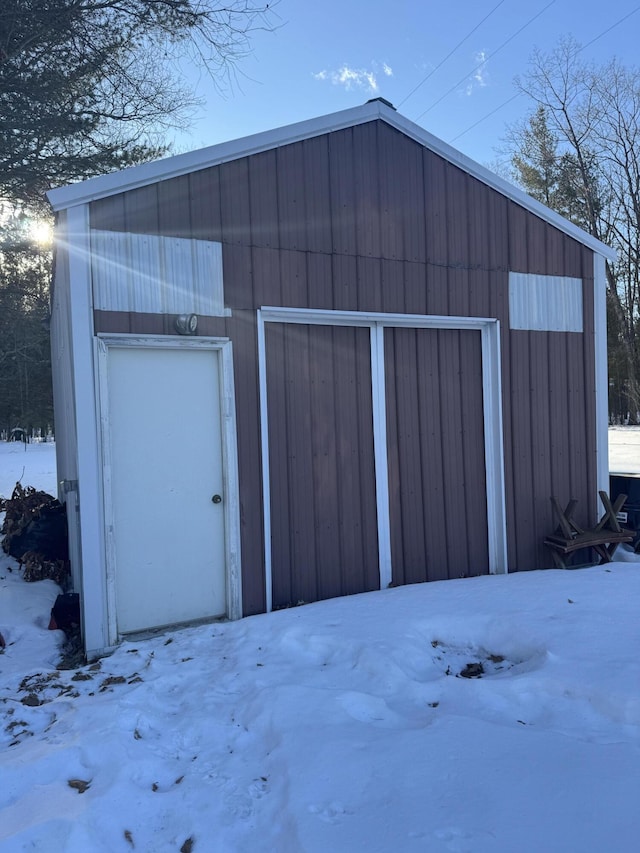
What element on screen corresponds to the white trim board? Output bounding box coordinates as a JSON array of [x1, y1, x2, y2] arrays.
[[370, 323, 393, 591], [47, 100, 615, 262], [258, 306, 500, 329], [66, 204, 107, 657], [593, 255, 609, 511], [257, 307, 508, 610], [95, 334, 242, 647]]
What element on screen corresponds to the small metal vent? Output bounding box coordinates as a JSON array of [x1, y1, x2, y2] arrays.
[[366, 97, 396, 110]]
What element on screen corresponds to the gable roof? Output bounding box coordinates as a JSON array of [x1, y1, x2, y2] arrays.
[[47, 99, 615, 261]]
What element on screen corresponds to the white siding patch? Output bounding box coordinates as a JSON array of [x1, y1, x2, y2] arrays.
[[509, 273, 583, 332], [90, 230, 226, 316]]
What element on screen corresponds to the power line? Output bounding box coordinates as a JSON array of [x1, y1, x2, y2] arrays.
[[414, 0, 556, 122], [448, 4, 640, 144], [450, 93, 522, 142], [397, 0, 507, 109], [581, 4, 640, 50]]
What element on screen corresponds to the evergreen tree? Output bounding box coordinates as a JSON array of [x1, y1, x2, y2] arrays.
[[511, 105, 561, 208], [0, 1, 272, 437], [0, 211, 53, 435], [1, 0, 272, 210]]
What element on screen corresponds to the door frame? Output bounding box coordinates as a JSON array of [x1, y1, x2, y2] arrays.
[[257, 307, 508, 611], [96, 334, 242, 645]]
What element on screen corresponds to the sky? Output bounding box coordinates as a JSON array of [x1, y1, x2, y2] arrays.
[[171, 0, 640, 170], [1, 441, 640, 852]]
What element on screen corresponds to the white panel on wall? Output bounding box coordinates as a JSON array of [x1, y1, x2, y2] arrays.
[[509, 272, 583, 332], [90, 230, 226, 316]]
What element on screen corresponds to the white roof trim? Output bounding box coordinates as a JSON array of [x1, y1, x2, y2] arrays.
[[47, 99, 615, 261]]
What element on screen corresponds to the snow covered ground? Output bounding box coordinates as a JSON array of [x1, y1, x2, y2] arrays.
[[1, 440, 639, 852], [609, 425, 640, 474], [0, 439, 58, 497]]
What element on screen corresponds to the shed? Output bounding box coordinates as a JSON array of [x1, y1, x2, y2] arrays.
[[47, 99, 615, 657]]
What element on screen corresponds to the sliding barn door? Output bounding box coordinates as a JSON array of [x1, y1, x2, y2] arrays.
[[262, 320, 494, 609], [384, 327, 489, 583], [265, 323, 380, 608]]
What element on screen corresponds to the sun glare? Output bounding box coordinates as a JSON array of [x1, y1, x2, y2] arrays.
[[29, 219, 53, 246]]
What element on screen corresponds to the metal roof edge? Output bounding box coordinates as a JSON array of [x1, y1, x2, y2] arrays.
[[47, 99, 616, 261], [46, 101, 383, 212]]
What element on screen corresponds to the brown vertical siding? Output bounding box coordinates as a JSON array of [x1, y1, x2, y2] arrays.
[[277, 143, 307, 251], [424, 149, 448, 267], [404, 261, 428, 315], [158, 174, 191, 237], [385, 328, 488, 584], [509, 332, 535, 568], [380, 258, 404, 313], [445, 163, 470, 317], [91, 192, 126, 231], [190, 168, 222, 242], [93, 311, 230, 337], [399, 133, 426, 264], [328, 128, 357, 256], [251, 246, 281, 307], [353, 122, 381, 259], [332, 253, 358, 311], [90, 116, 599, 604], [302, 136, 333, 255], [458, 329, 489, 572], [125, 185, 160, 234], [529, 332, 553, 566], [467, 177, 492, 319], [265, 323, 379, 607], [567, 333, 590, 510], [307, 251, 333, 309], [378, 123, 410, 261], [526, 214, 548, 274], [356, 256, 383, 313], [280, 250, 307, 307], [248, 151, 279, 250]]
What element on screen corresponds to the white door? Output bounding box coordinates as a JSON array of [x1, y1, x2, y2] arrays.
[[106, 345, 226, 633]]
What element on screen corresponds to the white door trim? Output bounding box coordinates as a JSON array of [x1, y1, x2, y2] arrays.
[[257, 308, 508, 611], [96, 334, 242, 645], [256, 317, 273, 612], [480, 323, 509, 574], [258, 306, 500, 329], [370, 323, 393, 591]]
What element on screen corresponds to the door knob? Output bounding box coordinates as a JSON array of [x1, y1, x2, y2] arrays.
[[211, 494, 222, 504]]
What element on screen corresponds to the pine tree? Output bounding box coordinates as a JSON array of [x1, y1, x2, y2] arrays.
[[0, 212, 53, 435], [0, 1, 273, 437], [1, 0, 272, 210], [511, 106, 561, 208]]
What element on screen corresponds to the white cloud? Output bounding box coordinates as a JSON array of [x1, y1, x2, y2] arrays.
[[466, 50, 489, 96], [313, 63, 390, 94]]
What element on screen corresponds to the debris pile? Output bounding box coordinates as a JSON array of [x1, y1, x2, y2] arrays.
[[1, 483, 69, 585]]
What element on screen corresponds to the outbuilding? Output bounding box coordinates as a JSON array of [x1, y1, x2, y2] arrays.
[[47, 99, 614, 658]]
